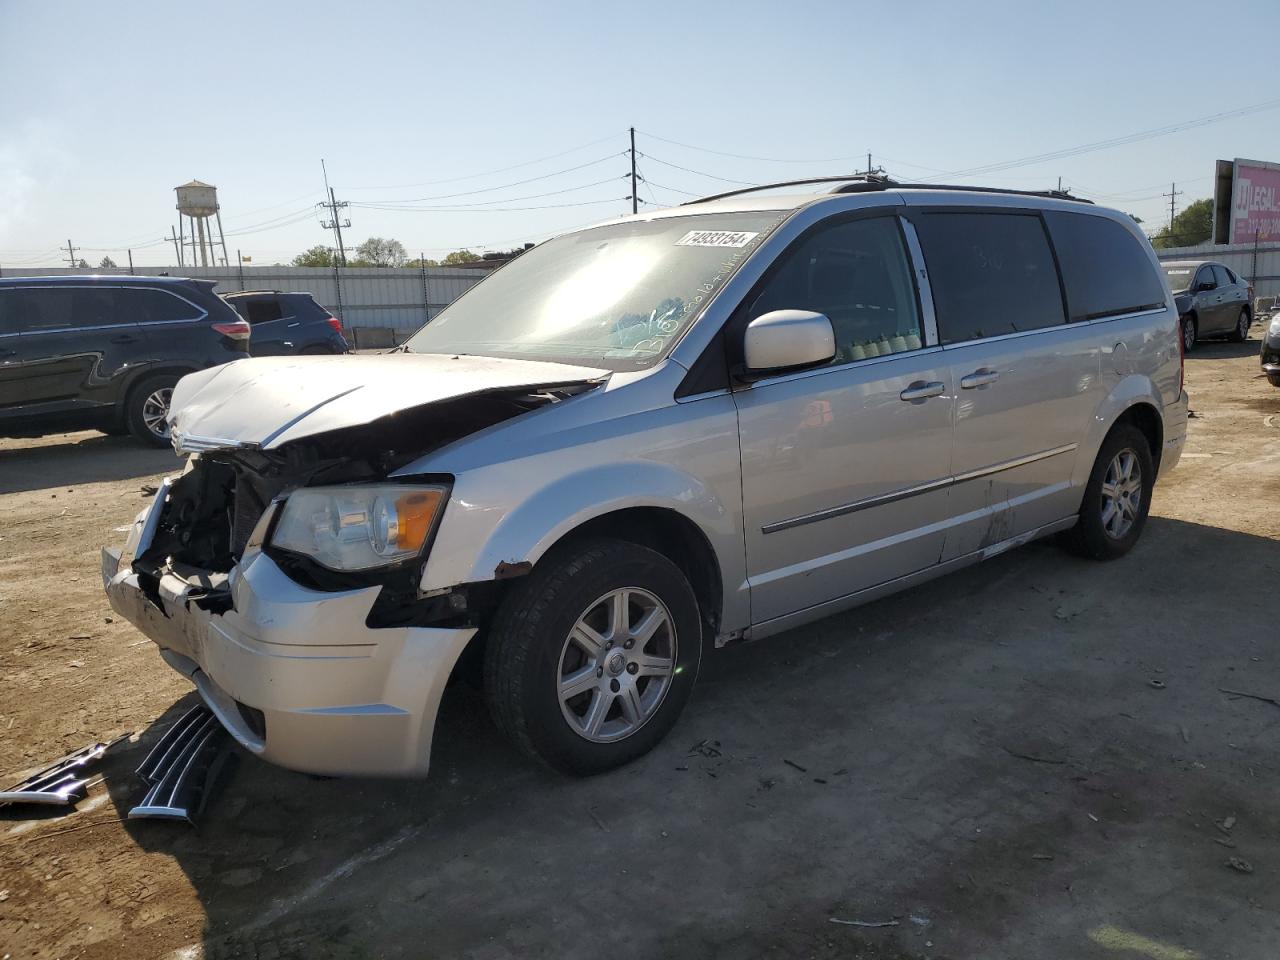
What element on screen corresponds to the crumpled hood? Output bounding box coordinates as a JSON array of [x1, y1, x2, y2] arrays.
[[168, 352, 608, 451]]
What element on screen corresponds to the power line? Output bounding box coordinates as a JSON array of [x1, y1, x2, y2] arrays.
[[343, 198, 627, 215], [349, 177, 624, 211], [638, 153, 758, 185], [938, 97, 1280, 180], [343, 132, 625, 190], [354, 153, 626, 204], [638, 130, 869, 164]]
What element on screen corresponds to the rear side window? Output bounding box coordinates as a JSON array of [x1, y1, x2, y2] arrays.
[[914, 212, 1065, 343], [1044, 212, 1166, 321], [0, 290, 20, 335], [119, 288, 204, 324], [242, 299, 283, 324], [1211, 265, 1233, 288], [9, 288, 75, 331]]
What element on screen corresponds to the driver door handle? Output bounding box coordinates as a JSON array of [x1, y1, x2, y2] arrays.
[[900, 380, 946, 401], [109, 334, 138, 345], [960, 368, 1000, 389]]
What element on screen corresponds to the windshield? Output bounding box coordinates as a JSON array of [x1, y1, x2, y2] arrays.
[[404, 211, 786, 370], [1162, 263, 1197, 291]]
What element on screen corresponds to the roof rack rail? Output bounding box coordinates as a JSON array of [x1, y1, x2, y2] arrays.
[[681, 174, 892, 206], [681, 175, 1091, 206]]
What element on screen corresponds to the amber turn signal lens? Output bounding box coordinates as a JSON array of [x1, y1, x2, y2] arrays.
[[390, 489, 444, 552]]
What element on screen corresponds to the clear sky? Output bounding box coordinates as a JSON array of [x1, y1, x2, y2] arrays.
[[3, 0, 1279, 267]]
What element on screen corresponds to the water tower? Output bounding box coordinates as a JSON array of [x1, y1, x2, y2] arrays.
[[175, 180, 229, 267]]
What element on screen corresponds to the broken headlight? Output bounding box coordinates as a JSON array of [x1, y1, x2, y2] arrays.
[[271, 484, 446, 571]]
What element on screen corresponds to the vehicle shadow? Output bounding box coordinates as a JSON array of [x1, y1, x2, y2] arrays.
[[1186, 336, 1261, 361], [108, 516, 1280, 959], [0, 432, 180, 495]]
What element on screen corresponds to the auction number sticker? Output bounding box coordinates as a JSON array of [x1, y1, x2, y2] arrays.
[[675, 230, 760, 248]]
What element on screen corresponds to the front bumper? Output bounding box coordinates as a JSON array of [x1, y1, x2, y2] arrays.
[[102, 498, 475, 777]]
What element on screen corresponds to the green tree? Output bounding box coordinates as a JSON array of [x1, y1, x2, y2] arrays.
[[99, 255, 117, 268], [352, 237, 407, 268], [292, 245, 336, 267], [1150, 198, 1212, 249], [442, 249, 481, 265]]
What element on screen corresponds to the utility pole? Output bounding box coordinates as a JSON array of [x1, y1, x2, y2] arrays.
[[237, 249, 246, 291], [64, 239, 79, 268], [1057, 176, 1063, 192], [319, 160, 350, 266], [420, 252, 430, 324], [171, 225, 184, 267], [1163, 182, 1182, 233], [629, 127, 638, 215], [127, 249, 135, 275]]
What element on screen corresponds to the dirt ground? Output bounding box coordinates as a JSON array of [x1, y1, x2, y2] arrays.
[[2, 335, 1279, 960]]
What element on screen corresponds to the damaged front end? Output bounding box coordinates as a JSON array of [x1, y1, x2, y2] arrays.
[[102, 372, 602, 777]]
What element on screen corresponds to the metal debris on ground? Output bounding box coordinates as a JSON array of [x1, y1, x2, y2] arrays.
[[1149, 679, 1166, 689], [688, 739, 722, 758], [1226, 856, 1254, 874], [783, 759, 808, 773], [0, 736, 127, 809], [829, 917, 899, 928], [129, 704, 231, 824]]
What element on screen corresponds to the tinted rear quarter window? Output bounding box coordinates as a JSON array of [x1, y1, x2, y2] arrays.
[[245, 299, 284, 324], [0, 290, 20, 335], [120, 288, 204, 324], [915, 212, 1065, 344], [12, 288, 76, 331], [1044, 212, 1166, 321], [1211, 265, 1233, 288]]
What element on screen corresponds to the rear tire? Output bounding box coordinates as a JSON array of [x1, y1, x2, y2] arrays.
[[1229, 308, 1250, 343], [484, 538, 702, 776], [1181, 315, 1197, 352], [125, 374, 179, 447], [1060, 423, 1154, 561]]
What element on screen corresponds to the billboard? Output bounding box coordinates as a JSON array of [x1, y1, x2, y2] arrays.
[[1212, 158, 1280, 245]]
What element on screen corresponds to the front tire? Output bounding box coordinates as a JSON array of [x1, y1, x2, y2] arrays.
[[1229, 308, 1250, 343], [484, 538, 702, 775], [1061, 424, 1154, 561], [125, 374, 178, 447]]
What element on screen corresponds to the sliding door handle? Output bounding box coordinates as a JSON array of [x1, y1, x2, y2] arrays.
[[900, 380, 946, 402], [960, 368, 1000, 389]]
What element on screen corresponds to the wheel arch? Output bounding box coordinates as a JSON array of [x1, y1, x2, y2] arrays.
[[1073, 377, 1171, 494], [535, 506, 725, 640], [114, 364, 198, 418]]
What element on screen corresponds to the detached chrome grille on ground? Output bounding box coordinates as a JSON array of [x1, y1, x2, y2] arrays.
[[129, 704, 232, 823], [0, 739, 122, 807]]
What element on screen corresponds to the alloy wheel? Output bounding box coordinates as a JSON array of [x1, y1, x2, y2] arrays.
[[1239, 311, 1250, 339], [141, 387, 173, 440], [557, 587, 678, 743], [1100, 449, 1142, 540], [1183, 318, 1195, 351]]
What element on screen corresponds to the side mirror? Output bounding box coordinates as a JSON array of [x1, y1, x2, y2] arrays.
[[1195, 280, 1216, 292], [741, 310, 836, 381]]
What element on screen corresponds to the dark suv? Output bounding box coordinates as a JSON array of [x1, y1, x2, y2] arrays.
[[0, 276, 249, 447], [1161, 260, 1253, 350], [221, 290, 349, 356]]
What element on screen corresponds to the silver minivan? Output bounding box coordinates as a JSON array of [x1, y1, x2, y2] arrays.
[[103, 178, 1188, 779]]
